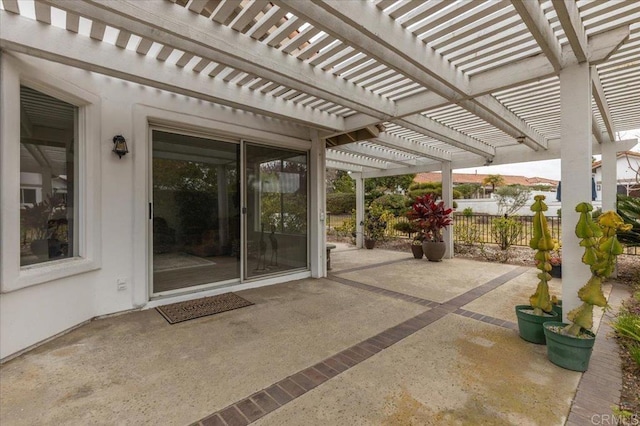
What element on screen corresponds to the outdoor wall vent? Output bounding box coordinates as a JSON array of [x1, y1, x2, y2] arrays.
[[325, 125, 382, 147]]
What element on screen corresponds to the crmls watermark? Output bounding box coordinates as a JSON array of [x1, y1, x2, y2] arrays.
[[591, 414, 640, 425]]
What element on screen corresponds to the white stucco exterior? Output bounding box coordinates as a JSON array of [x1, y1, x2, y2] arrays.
[[593, 153, 640, 200], [0, 53, 325, 360]]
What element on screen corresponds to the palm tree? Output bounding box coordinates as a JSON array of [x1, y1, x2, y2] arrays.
[[482, 174, 505, 194]]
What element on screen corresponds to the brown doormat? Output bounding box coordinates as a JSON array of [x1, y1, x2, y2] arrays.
[[156, 293, 253, 324]]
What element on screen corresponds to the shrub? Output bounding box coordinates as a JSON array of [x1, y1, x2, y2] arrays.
[[335, 209, 356, 243], [327, 192, 356, 214], [371, 193, 410, 216], [617, 194, 640, 247], [454, 223, 482, 246], [491, 216, 523, 251], [393, 220, 420, 237], [463, 207, 473, 217]]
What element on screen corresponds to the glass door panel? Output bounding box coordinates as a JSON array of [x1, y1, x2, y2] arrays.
[[152, 130, 240, 294], [244, 144, 308, 279]]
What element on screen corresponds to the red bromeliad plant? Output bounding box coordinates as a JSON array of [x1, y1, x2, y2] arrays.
[[407, 194, 453, 242]]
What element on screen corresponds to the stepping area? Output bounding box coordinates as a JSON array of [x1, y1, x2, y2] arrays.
[[0, 247, 622, 425]]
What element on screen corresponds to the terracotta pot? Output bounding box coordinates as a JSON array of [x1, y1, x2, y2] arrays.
[[422, 241, 445, 261]]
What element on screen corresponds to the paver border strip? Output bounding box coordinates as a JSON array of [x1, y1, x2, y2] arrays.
[[191, 266, 528, 426]]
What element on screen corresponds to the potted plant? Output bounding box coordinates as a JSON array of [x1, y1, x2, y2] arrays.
[[407, 194, 452, 261], [543, 204, 631, 371], [515, 195, 559, 344], [361, 207, 387, 249], [549, 239, 562, 278], [21, 195, 67, 260], [410, 231, 425, 259]]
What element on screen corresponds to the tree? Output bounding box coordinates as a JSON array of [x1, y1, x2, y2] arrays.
[[482, 174, 505, 193], [365, 174, 415, 204], [330, 170, 355, 193], [495, 185, 532, 216]]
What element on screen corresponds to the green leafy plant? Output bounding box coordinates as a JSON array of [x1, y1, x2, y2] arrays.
[[462, 207, 473, 217], [361, 205, 388, 242], [491, 216, 523, 251], [528, 195, 555, 315], [617, 194, 640, 246], [406, 194, 453, 242], [454, 223, 482, 246], [563, 204, 632, 336]]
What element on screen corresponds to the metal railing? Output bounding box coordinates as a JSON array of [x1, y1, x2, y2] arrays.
[[326, 212, 638, 254]]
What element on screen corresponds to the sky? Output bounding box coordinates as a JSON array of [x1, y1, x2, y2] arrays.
[[455, 130, 640, 181]]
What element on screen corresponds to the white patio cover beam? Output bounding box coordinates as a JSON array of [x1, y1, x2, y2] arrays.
[[394, 116, 495, 158], [325, 160, 368, 173], [373, 132, 451, 162], [0, 12, 343, 131], [325, 150, 389, 170], [510, 0, 563, 72], [364, 28, 629, 122], [279, 0, 547, 152], [45, 0, 397, 122], [591, 69, 616, 142], [552, 0, 589, 63], [335, 144, 415, 167]]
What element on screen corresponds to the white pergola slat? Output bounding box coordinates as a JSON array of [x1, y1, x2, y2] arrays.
[[0, 0, 636, 177]]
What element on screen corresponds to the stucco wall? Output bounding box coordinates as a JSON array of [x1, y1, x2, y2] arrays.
[[0, 53, 314, 360]]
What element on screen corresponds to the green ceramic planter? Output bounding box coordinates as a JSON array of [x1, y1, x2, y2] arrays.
[[515, 305, 558, 344], [543, 321, 595, 372], [552, 303, 562, 320]]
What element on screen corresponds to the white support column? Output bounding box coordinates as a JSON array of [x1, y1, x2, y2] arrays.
[[441, 161, 454, 259], [353, 173, 365, 249], [309, 130, 327, 278], [560, 63, 593, 322], [601, 142, 617, 213]]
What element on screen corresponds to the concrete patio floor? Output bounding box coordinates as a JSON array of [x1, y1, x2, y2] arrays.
[[0, 247, 620, 425]]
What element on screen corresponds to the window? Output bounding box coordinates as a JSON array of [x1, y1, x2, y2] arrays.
[[20, 86, 77, 266]]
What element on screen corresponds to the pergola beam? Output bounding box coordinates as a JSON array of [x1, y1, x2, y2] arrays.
[[552, 0, 589, 63], [335, 143, 416, 167], [0, 12, 343, 131], [592, 69, 616, 142], [372, 132, 452, 162], [510, 0, 563, 72], [279, 0, 547, 153], [45, 0, 398, 121], [395, 115, 495, 158], [325, 149, 389, 170]]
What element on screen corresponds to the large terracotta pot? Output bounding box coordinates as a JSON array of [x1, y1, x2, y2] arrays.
[[422, 241, 446, 261]]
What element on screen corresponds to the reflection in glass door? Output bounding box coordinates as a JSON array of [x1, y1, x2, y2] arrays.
[[244, 144, 308, 279], [152, 131, 240, 294]]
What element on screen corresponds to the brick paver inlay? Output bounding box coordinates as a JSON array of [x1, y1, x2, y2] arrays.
[[192, 265, 529, 426]]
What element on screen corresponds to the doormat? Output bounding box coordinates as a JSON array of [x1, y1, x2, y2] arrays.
[[156, 293, 253, 324]]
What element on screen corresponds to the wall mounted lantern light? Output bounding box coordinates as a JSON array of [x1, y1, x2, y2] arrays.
[[112, 135, 129, 159]]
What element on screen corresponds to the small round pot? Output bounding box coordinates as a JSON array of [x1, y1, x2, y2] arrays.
[[543, 321, 595, 372], [515, 305, 558, 344], [552, 302, 562, 320], [410, 243, 424, 259], [550, 264, 562, 278], [364, 238, 376, 249], [422, 241, 446, 262]]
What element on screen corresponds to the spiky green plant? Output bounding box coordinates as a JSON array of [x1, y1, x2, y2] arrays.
[[528, 195, 554, 315], [617, 194, 640, 246], [564, 204, 632, 336]]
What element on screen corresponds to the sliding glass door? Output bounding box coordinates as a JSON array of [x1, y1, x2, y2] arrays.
[[244, 144, 308, 279], [152, 130, 240, 294]]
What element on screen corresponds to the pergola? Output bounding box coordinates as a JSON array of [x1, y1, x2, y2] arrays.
[[1, 0, 639, 322]]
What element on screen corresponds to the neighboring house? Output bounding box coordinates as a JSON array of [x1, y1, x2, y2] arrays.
[[592, 151, 640, 199], [414, 172, 558, 198]]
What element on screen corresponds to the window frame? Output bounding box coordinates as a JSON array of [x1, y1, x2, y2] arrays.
[[1, 55, 102, 292]]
